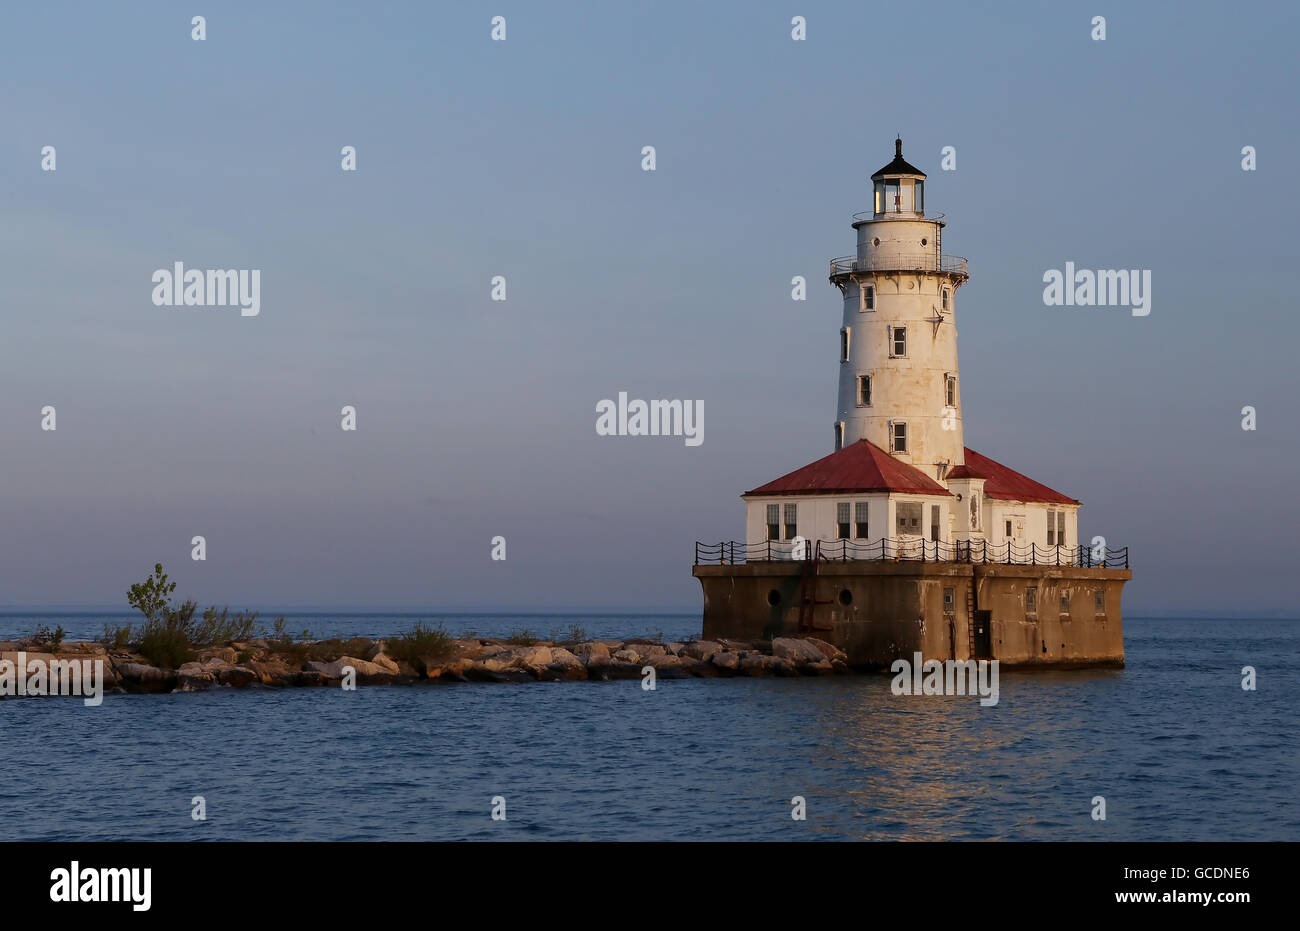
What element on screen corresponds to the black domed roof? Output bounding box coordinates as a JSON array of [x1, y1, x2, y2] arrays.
[[871, 138, 926, 179]]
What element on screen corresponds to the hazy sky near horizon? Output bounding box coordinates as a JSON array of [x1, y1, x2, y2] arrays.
[[3, 1, 1298, 613]]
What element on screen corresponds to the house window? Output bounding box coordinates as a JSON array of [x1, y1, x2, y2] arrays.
[[1048, 509, 1066, 546], [930, 504, 941, 542], [896, 502, 922, 536], [1095, 590, 1106, 615], [766, 504, 780, 541], [945, 374, 957, 408], [1005, 520, 1013, 538], [942, 287, 950, 311], [915, 180, 924, 213], [833, 422, 844, 451], [943, 587, 954, 610], [890, 421, 908, 453], [860, 284, 875, 311], [837, 502, 851, 539], [855, 502, 869, 538], [840, 327, 850, 362], [1026, 586, 1037, 614], [889, 326, 907, 357], [783, 504, 798, 541], [857, 375, 871, 407], [1060, 590, 1070, 616]]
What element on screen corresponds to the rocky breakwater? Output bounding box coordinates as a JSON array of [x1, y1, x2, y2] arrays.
[[1, 635, 852, 696]]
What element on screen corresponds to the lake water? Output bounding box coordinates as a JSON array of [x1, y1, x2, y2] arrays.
[[1, 614, 1295, 841]]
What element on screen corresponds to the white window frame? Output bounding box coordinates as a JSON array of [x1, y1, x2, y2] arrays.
[[857, 374, 871, 407], [889, 420, 908, 453], [889, 325, 907, 358], [859, 283, 875, 312]]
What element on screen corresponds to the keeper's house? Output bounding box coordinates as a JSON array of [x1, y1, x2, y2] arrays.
[[693, 140, 1130, 668]]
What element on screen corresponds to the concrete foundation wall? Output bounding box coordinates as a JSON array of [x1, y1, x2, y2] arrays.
[[694, 561, 1128, 668]]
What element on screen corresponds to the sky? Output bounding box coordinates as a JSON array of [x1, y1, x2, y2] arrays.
[[2, 1, 1297, 614]]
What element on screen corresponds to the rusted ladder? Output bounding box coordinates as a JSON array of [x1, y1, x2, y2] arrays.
[[797, 557, 834, 632], [965, 584, 977, 658]]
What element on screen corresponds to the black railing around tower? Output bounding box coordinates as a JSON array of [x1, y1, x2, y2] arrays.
[[693, 538, 1129, 569]]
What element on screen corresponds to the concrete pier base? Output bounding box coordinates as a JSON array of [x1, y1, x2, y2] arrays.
[[693, 561, 1129, 668]]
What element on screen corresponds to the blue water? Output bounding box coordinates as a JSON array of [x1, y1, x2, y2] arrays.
[[0, 614, 1295, 841]]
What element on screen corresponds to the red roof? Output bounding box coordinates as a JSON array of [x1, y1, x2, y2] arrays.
[[744, 441, 951, 497], [961, 448, 1079, 505]]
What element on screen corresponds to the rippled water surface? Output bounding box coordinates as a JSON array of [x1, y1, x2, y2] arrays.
[[1, 615, 1295, 840]]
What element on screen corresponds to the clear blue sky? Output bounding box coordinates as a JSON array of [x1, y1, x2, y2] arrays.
[[3, 1, 1297, 614]]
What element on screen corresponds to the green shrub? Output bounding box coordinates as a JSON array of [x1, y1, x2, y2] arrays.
[[506, 627, 539, 646], [102, 622, 133, 651], [32, 624, 65, 652], [386, 622, 455, 663], [193, 607, 259, 645]]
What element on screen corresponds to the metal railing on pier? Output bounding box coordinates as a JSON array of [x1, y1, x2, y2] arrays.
[[694, 538, 1129, 569]]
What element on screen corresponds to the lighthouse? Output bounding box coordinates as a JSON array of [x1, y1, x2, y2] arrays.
[[831, 138, 968, 478], [692, 138, 1132, 669]]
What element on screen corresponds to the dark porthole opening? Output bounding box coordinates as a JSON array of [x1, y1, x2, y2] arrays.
[[838, 589, 853, 606], [767, 589, 781, 606]]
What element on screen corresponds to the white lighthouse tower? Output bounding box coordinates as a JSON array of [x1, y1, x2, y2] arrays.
[[831, 138, 969, 481]]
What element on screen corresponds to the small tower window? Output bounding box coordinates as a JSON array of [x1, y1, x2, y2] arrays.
[[766, 504, 780, 541], [942, 287, 950, 311], [890, 421, 908, 453], [860, 284, 875, 311], [836, 502, 851, 540], [915, 180, 924, 214], [840, 327, 850, 362], [783, 504, 798, 541], [889, 326, 907, 358], [945, 374, 957, 407], [1095, 590, 1106, 615], [833, 422, 844, 451], [857, 375, 871, 407], [930, 505, 941, 542], [1026, 586, 1038, 614], [855, 502, 869, 538]]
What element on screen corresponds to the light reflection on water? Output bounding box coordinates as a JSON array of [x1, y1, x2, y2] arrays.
[[0, 617, 1294, 840]]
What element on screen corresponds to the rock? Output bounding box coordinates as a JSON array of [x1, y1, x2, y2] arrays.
[[682, 641, 722, 661], [606, 660, 647, 680], [369, 652, 400, 675], [643, 654, 687, 678], [739, 653, 777, 676], [611, 649, 639, 663], [248, 658, 297, 687], [307, 656, 395, 682], [665, 642, 685, 655], [572, 641, 611, 664], [627, 643, 666, 661], [546, 648, 588, 681], [216, 665, 259, 688], [771, 637, 829, 666], [113, 662, 178, 694], [803, 660, 835, 676], [804, 638, 849, 665], [176, 662, 216, 691], [672, 656, 712, 677], [710, 651, 739, 672], [198, 646, 238, 665]]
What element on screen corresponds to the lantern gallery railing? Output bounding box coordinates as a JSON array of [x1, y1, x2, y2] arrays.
[[694, 539, 1129, 569], [829, 253, 969, 278]]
